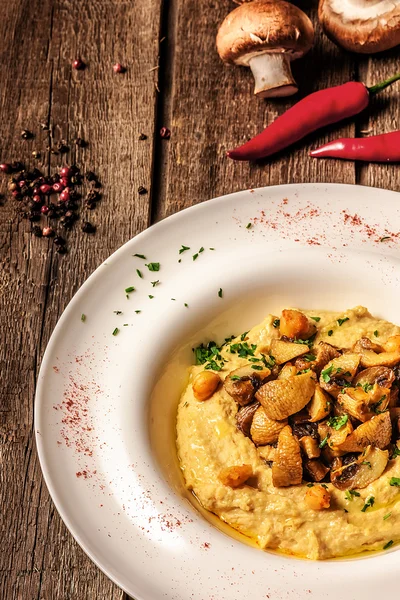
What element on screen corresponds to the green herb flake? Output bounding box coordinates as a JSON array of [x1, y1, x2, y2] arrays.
[[273, 318, 280, 329], [311, 316, 321, 322], [123, 323, 129, 326], [231, 375, 241, 381], [151, 280, 160, 287], [183, 401, 188, 408], [184, 303, 188, 307], [383, 540, 394, 550], [218, 288, 223, 298], [135, 310, 141, 314], [319, 435, 328, 449], [345, 490, 361, 501], [384, 513, 392, 521], [112, 327, 119, 336], [193, 253, 199, 261], [171, 298, 176, 301], [251, 364, 263, 371], [199, 247, 204, 253], [306, 483, 314, 488], [389, 477, 400, 487], [304, 353, 316, 361], [380, 237, 391, 242], [240, 331, 249, 341], [361, 496, 375, 512], [392, 446, 400, 458], [328, 330, 333, 337], [337, 317, 349, 326], [145, 262, 160, 272], [209, 247, 215, 250], [321, 365, 334, 383], [327, 415, 348, 430], [136, 269, 143, 278], [362, 382, 374, 393], [374, 330, 379, 337], [113, 310, 122, 315], [81, 313, 86, 322], [149, 295, 154, 299], [133, 253, 146, 259], [362, 461, 372, 468], [125, 286, 135, 293], [246, 223, 252, 229], [179, 245, 190, 254], [321, 484, 328, 489]]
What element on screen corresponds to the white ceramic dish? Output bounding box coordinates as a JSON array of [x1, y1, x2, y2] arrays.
[[36, 183, 400, 600]]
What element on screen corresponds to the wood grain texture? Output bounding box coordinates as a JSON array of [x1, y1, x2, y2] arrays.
[[0, 0, 161, 598]]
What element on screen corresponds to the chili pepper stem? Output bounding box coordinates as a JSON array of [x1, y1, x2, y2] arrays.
[[368, 73, 400, 95]]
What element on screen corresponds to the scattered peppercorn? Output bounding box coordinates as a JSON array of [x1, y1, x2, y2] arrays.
[[55, 245, 67, 254], [75, 137, 87, 148], [160, 127, 171, 139], [72, 58, 85, 70], [57, 141, 69, 154], [86, 171, 97, 182], [53, 236, 65, 246], [0, 163, 11, 174], [113, 63, 126, 73], [21, 129, 34, 140], [138, 186, 148, 195], [82, 221, 96, 233], [139, 133, 147, 141]]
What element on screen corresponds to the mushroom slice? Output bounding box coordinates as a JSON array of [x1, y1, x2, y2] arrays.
[[224, 365, 270, 405], [303, 458, 329, 482], [216, 0, 314, 98], [280, 309, 317, 340], [337, 388, 375, 423], [331, 447, 389, 490], [219, 464, 253, 488], [320, 353, 361, 398], [312, 342, 341, 374], [326, 416, 354, 451], [277, 363, 298, 380], [339, 411, 392, 452], [353, 337, 384, 354], [308, 384, 332, 422], [299, 436, 321, 459], [270, 339, 309, 365], [319, 0, 400, 54], [236, 401, 260, 437], [356, 337, 400, 368], [250, 407, 287, 446], [257, 445, 277, 463], [272, 425, 303, 487], [256, 372, 316, 420], [353, 366, 395, 390]]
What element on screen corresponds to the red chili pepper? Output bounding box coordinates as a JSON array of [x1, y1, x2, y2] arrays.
[[227, 74, 400, 162], [310, 130, 400, 162]]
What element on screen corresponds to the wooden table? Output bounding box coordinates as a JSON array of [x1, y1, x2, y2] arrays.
[[1, 0, 399, 598]]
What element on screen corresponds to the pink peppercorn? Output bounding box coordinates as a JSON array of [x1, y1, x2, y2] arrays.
[[60, 166, 72, 178], [41, 205, 49, 215], [40, 184, 52, 194], [53, 182, 65, 193], [72, 58, 85, 70], [59, 188, 70, 202], [0, 163, 11, 173]]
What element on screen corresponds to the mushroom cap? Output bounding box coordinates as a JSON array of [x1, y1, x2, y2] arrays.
[[319, 0, 400, 54], [217, 0, 314, 66]]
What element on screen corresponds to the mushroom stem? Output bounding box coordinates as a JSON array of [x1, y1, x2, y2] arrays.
[[249, 53, 298, 98]]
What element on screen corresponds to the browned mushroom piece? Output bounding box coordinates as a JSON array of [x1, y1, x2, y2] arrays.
[[217, 0, 314, 98], [319, 0, 400, 54], [339, 411, 392, 452], [308, 384, 332, 422], [337, 388, 375, 423], [256, 372, 316, 420], [224, 364, 270, 405], [299, 436, 321, 459], [236, 401, 260, 437], [270, 338, 309, 365], [303, 458, 329, 482], [319, 353, 360, 398], [250, 407, 288, 445], [353, 366, 395, 389], [353, 337, 385, 354], [331, 447, 389, 490], [355, 336, 400, 368], [312, 342, 341, 374], [272, 425, 303, 487]]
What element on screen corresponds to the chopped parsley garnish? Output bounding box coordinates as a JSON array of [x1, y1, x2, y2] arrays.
[[125, 286, 135, 293], [81, 313, 86, 322], [179, 245, 190, 254], [298, 368, 311, 374], [151, 280, 160, 287], [218, 288, 223, 298], [372, 396, 387, 414], [193, 253, 198, 261], [361, 496, 375, 512], [380, 237, 391, 242], [133, 253, 146, 259], [384, 513, 392, 520], [328, 330, 333, 336], [337, 317, 349, 326], [246, 222, 252, 229], [292, 333, 317, 347], [240, 331, 249, 341], [392, 446, 400, 458], [113, 310, 122, 315], [321, 365, 334, 383], [184, 303, 188, 307], [306, 483, 314, 488], [304, 353, 316, 361], [145, 262, 160, 272], [362, 461, 372, 468], [389, 477, 400, 487], [319, 435, 328, 449], [261, 354, 276, 368], [112, 327, 119, 336], [360, 382, 374, 393], [231, 375, 241, 381], [135, 310, 141, 314], [123, 323, 129, 326], [374, 330, 379, 337], [136, 269, 143, 278], [171, 298, 176, 301], [148, 295, 154, 299], [199, 247, 204, 253], [193, 341, 226, 371], [345, 490, 361, 501], [321, 484, 328, 489], [273, 318, 280, 328], [229, 342, 257, 358], [311, 316, 321, 322], [383, 540, 394, 550], [251, 365, 263, 371], [327, 415, 348, 430], [209, 247, 215, 250]]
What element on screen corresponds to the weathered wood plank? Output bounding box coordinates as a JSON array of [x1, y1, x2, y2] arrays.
[[357, 49, 400, 191], [0, 0, 161, 598], [154, 0, 356, 221]]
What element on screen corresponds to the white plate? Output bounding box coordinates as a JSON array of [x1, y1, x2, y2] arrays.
[[36, 183, 400, 600]]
